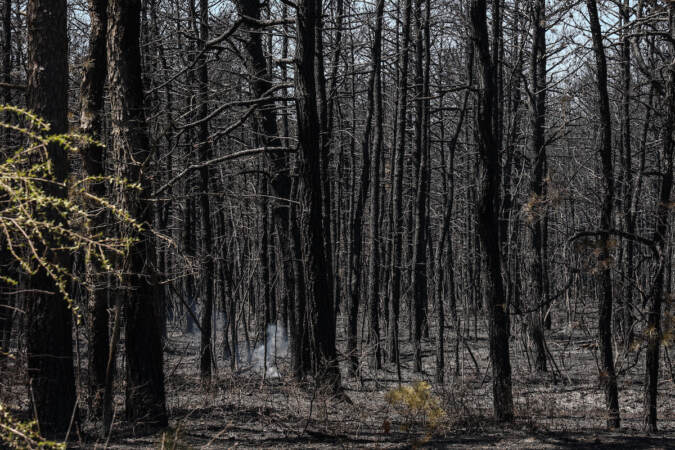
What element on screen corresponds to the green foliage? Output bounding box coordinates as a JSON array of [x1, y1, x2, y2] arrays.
[[0, 404, 65, 449], [385, 381, 446, 434], [0, 105, 141, 447], [0, 105, 141, 319]]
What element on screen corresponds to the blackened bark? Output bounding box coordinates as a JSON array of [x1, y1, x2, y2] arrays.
[[389, 0, 413, 367], [491, 0, 503, 152], [196, 0, 214, 385], [325, 0, 343, 312], [411, 0, 429, 373], [434, 81, 470, 383], [261, 188, 271, 374], [266, 203, 278, 327], [184, 197, 197, 334], [80, 0, 109, 417], [586, 0, 620, 429], [367, 0, 385, 371], [25, 0, 77, 435], [314, 0, 334, 309], [644, 3, 674, 431], [217, 209, 232, 362], [421, 0, 431, 341], [107, 0, 167, 427], [290, 179, 311, 377], [346, 0, 384, 377], [149, 0, 172, 341], [0, 260, 11, 360], [0, 0, 12, 360], [470, 0, 513, 422], [2, 0, 9, 120], [527, 0, 547, 373], [295, 0, 340, 388], [183, 0, 197, 337], [619, 0, 635, 346]]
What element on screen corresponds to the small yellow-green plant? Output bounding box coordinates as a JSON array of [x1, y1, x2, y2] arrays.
[[0, 104, 141, 319], [0, 404, 65, 449], [385, 381, 446, 433], [0, 105, 141, 447]]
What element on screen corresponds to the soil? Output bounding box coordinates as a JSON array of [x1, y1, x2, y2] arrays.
[[2, 312, 674, 449]]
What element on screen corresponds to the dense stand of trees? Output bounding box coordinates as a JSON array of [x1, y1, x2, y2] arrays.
[[0, 0, 673, 439]]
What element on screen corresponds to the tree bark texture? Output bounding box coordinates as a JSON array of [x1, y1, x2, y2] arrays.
[[586, 0, 620, 429], [25, 0, 78, 435], [470, 0, 513, 422], [294, 0, 340, 387], [107, 0, 167, 427]]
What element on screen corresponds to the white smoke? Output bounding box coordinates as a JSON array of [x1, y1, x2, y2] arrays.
[[251, 324, 288, 378]]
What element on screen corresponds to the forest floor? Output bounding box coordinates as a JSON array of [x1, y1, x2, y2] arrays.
[[2, 314, 674, 449]]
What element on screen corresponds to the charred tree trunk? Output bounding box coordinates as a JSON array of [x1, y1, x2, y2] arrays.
[[25, 0, 77, 434], [470, 0, 513, 422], [388, 0, 413, 367], [411, 0, 430, 373], [619, 0, 634, 346], [79, 0, 109, 417], [1, 0, 9, 108], [434, 76, 470, 383], [290, 178, 311, 377], [526, 0, 547, 374], [366, 0, 385, 371], [644, 3, 674, 431], [313, 0, 334, 314], [346, 0, 384, 378], [326, 0, 344, 313], [0, 0, 13, 360], [107, 0, 167, 427], [294, 0, 340, 388], [196, 0, 214, 385], [586, 0, 620, 429]]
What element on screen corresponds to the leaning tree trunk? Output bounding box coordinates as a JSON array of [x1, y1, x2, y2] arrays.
[[586, 0, 620, 429], [25, 0, 78, 435], [469, 0, 513, 422], [107, 0, 167, 427]]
